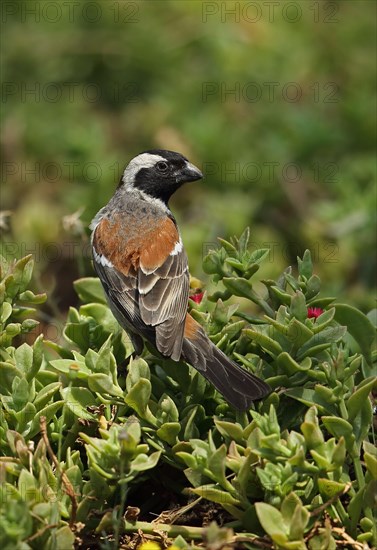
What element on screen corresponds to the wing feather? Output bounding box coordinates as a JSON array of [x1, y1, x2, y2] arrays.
[[92, 215, 189, 360], [138, 249, 189, 359]]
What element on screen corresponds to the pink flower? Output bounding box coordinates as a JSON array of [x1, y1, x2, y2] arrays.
[[190, 290, 204, 304], [307, 307, 324, 320]]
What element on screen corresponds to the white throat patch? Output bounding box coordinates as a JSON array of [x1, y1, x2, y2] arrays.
[[122, 153, 165, 185]]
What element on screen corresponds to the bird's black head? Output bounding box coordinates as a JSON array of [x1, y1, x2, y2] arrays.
[[120, 149, 203, 204]]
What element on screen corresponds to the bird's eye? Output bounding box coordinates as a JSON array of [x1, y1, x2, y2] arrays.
[[156, 161, 169, 172]]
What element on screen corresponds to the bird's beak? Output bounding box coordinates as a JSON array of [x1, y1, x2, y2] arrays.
[[177, 161, 203, 183]]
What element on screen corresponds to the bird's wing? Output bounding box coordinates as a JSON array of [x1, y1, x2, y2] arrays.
[[92, 215, 189, 360]]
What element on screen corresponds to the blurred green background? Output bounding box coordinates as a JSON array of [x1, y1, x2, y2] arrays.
[[1, 0, 376, 319]]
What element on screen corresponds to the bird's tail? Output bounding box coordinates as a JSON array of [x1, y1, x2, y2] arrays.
[[182, 333, 270, 410]]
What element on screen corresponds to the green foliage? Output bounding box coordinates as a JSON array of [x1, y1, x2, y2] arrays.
[[1, 236, 376, 548], [1, 2, 376, 311]]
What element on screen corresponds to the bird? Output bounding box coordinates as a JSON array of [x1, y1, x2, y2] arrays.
[[90, 149, 270, 410]]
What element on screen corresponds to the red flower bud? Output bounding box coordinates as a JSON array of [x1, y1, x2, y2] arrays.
[[307, 307, 324, 320], [189, 290, 204, 304]]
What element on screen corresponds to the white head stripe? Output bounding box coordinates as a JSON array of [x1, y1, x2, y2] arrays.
[[122, 153, 166, 185]]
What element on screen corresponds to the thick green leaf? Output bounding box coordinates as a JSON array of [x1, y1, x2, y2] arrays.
[[318, 478, 347, 499], [334, 304, 375, 362], [285, 273, 301, 291], [182, 405, 200, 440], [192, 486, 241, 506], [367, 308, 377, 328], [124, 378, 151, 415], [215, 420, 244, 442], [54, 525, 75, 549], [208, 444, 232, 490], [331, 437, 347, 467], [363, 479, 377, 509], [176, 451, 197, 469], [321, 416, 353, 444], [156, 394, 179, 423], [64, 322, 90, 352], [243, 328, 282, 356], [225, 257, 245, 272], [18, 468, 37, 496], [307, 527, 337, 549], [306, 275, 321, 299], [248, 248, 270, 265], [310, 449, 331, 470], [29, 401, 65, 437], [130, 451, 161, 472], [16, 402, 36, 433], [61, 387, 97, 420], [156, 422, 181, 445], [88, 373, 123, 397], [301, 407, 324, 448], [364, 452, 377, 480], [311, 308, 335, 333], [50, 358, 90, 379], [297, 250, 313, 279], [347, 377, 377, 422], [286, 387, 339, 415], [13, 255, 34, 292], [238, 227, 250, 253], [286, 319, 313, 349], [73, 277, 107, 304], [277, 353, 311, 375], [126, 357, 150, 390], [281, 493, 302, 524], [14, 343, 33, 375], [0, 301, 12, 322], [268, 285, 292, 306], [223, 277, 253, 299], [217, 237, 236, 254], [290, 291, 307, 322], [202, 251, 225, 275], [18, 290, 47, 304], [94, 336, 112, 374], [350, 396, 373, 446], [297, 326, 346, 359], [235, 452, 255, 490], [29, 334, 44, 380], [80, 303, 120, 334], [33, 382, 62, 410], [255, 502, 289, 539], [289, 502, 310, 540], [12, 377, 31, 412], [0, 361, 23, 392], [347, 486, 364, 531]]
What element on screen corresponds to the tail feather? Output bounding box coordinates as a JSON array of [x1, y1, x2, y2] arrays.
[[205, 346, 270, 409], [182, 336, 270, 410]]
